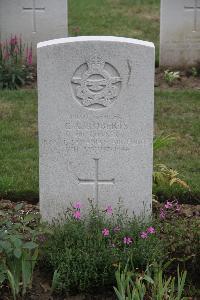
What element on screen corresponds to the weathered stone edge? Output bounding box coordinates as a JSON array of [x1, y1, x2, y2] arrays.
[[37, 36, 155, 49]]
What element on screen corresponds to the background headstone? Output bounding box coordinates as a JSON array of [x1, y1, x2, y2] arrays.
[[0, 0, 68, 58], [160, 0, 200, 67], [37, 36, 155, 221]]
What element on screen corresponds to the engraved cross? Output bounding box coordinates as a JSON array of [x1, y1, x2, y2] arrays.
[[184, 0, 200, 32], [78, 158, 115, 203], [22, 0, 45, 33]]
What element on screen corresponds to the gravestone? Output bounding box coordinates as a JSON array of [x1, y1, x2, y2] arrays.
[[0, 0, 68, 58], [160, 0, 200, 67], [37, 36, 155, 221]]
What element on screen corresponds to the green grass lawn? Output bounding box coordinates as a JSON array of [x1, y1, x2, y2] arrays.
[[69, 0, 160, 63], [0, 90, 38, 201], [0, 89, 199, 202], [0, 0, 199, 202], [154, 90, 200, 203]]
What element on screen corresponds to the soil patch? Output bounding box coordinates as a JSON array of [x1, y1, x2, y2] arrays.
[[155, 68, 200, 90]]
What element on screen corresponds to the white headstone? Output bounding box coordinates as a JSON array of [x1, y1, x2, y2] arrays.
[[0, 0, 68, 58], [37, 36, 155, 222], [160, 0, 200, 67]]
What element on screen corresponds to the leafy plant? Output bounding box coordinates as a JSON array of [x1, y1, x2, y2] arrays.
[[0, 266, 6, 289], [164, 70, 180, 85], [51, 269, 61, 294], [0, 203, 42, 299], [114, 264, 146, 300], [188, 61, 200, 77], [153, 134, 175, 151], [0, 35, 34, 89], [43, 201, 163, 294], [114, 262, 187, 300], [191, 67, 198, 77], [153, 135, 189, 190], [149, 264, 187, 300], [153, 164, 190, 190]]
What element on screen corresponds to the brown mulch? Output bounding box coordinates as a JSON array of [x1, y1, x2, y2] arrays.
[[0, 199, 39, 214], [153, 200, 200, 218], [1, 198, 200, 220]]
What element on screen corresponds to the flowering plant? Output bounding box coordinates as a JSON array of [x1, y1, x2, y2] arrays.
[[0, 35, 34, 89], [159, 199, 181, 220], [44, 200, 163, 293]]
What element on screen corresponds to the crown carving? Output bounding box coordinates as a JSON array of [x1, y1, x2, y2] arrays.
[[87, 55, 105, 71]]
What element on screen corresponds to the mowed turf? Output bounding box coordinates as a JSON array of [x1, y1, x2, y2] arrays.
[[68, 0, 160, 63], [154, 90, 200, 203], [0, 90, 38, 201], [0, 0, 199, 202], [0, 90, 199, 202]]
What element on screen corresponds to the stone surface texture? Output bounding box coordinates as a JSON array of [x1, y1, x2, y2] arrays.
[[160, 0, 200, 67], [0, 0, 68, 57], [37, 36, 155, 221]]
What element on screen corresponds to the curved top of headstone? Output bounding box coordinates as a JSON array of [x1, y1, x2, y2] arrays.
[[37, 34, 155, 222], [37, 36, 154, 49]]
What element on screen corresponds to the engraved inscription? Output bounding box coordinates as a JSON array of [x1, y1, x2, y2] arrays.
[[184, 0, 200, 32], [78, 158, 115, 203], [63, 114, 151, 153], [71, 55, 122, 110], [22, 0, 45, 33]]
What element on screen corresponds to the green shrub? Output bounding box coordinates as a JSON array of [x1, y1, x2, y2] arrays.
[[0, 35, 34, 89], [43, 201, 164, 294]]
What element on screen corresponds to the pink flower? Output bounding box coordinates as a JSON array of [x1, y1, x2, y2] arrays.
[[140, 231, 148, 239], [106, 205, 113, 215], [14, 46, 19, 54], [73, 210, 81, 220], [3, 51, 9, 60], [27, 48, 32, 65], [10, 37, 16, 45], [123, 237, 133, 245], [73, 201, 81, 209], [147, 227, 155, 234], [164, 201, 173, 209], [160, 208, 166, 220], [14, 35, 17, 44], [102, 228, 109, 237], [113, 226, 120, 233]]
